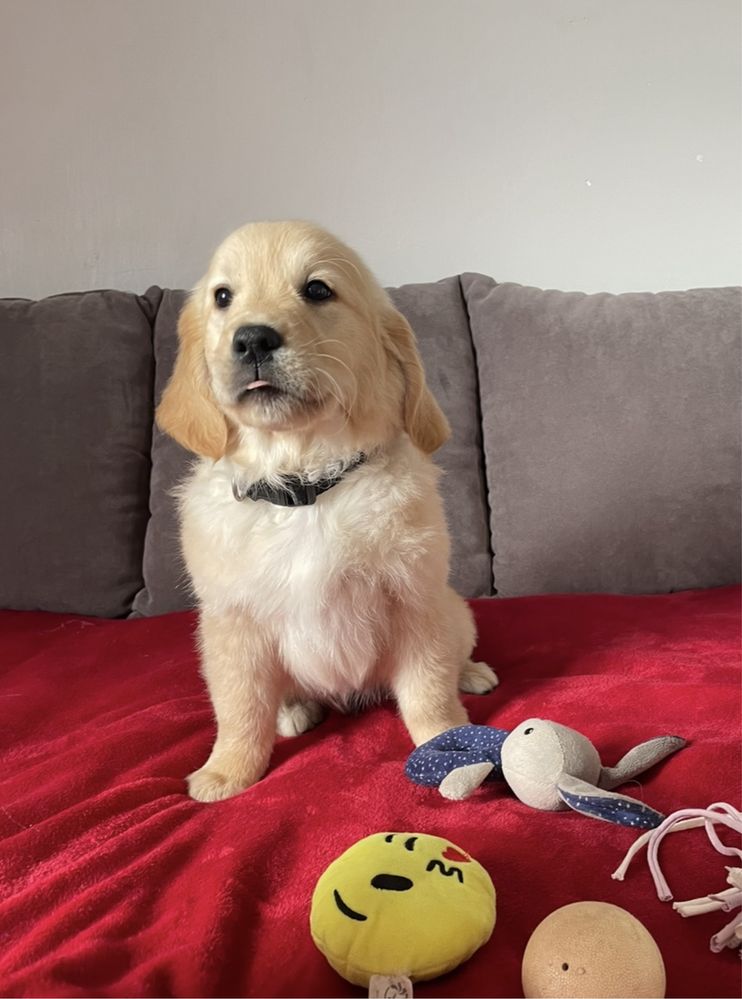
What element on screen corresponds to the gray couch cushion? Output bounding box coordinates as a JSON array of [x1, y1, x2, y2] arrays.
[[131, 289, 192, 617], [388, 279, 492, 597], [0, 291, 157, 616], [462, 274, 742, 596], [131, 277, 492, 616]]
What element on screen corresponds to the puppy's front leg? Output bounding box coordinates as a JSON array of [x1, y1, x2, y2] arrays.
[[187, 608, 280, 803], [390, 604, 469, 747]]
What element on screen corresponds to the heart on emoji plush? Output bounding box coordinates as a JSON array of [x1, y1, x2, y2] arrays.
[[442, 846, 471, 863]]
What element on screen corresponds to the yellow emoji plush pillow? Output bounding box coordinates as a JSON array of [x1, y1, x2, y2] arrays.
[[310, 832, 496, 987]]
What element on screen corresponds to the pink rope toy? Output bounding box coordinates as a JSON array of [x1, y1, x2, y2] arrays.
[[613, 802, 742, 956]]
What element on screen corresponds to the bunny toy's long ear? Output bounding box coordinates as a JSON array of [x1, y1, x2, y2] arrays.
[[405, 725, 508, 788], [599, 735, 687, 790], [556, 773, 666, 829]]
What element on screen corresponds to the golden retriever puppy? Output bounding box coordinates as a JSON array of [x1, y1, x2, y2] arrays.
[[157, 221, 497, 802]]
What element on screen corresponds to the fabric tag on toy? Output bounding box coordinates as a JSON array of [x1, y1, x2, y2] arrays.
[[369, 973, 413, 997]]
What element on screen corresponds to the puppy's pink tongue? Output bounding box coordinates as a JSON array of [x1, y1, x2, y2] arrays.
[[246, 380, 271, 390]]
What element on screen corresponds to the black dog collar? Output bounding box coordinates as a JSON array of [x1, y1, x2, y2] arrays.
[[232, 453, 367, 507]]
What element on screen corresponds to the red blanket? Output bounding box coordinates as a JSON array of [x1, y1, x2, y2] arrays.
[[0, 587, 739, 998]]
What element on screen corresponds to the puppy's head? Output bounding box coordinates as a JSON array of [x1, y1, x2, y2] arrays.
[[156, 221, 450, 459]]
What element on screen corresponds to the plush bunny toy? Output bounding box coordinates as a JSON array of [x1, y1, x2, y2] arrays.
[[405, 720, 686, 830]]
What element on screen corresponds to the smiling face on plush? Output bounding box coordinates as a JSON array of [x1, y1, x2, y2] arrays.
[[310, 832, 496, 986]]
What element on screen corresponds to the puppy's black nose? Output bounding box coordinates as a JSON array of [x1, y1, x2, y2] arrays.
[[232, 325, 283, 364]]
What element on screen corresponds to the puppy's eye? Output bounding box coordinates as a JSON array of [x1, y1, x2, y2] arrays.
[[302, 279, 333, 303], [214, 287, 233, 309]]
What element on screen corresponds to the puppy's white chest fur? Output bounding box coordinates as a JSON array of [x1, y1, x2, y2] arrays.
[[180, 440, 443, 697]]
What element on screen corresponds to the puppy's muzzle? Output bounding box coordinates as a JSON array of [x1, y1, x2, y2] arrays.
[[232, 325, 283, 367]]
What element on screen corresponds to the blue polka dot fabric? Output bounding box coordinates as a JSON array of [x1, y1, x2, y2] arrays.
[[557, 784, 665, 829], [405, 724, 508, 787]]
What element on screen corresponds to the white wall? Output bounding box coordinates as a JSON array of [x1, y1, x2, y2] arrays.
[[1, 0, 740, 298]]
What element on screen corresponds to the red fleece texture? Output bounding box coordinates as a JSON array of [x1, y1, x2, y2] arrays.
[[0, 587, 739, 998]]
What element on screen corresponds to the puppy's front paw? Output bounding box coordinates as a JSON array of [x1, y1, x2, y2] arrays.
[[459, 660, 499, 695], [276, 699, 325, 737], [187, 764, 253, 803]]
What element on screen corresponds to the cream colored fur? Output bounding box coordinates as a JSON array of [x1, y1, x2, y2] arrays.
[[157, 221, 497, 802]]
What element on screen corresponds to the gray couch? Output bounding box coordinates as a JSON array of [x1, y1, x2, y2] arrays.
[[1, 276, 739, 618]]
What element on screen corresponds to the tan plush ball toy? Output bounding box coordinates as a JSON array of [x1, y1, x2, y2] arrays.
[[521, 901, 666, 998]]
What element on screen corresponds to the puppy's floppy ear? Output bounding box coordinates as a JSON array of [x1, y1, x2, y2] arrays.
[[383, 308, 451, 454], [156, 294, 230, 459]]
